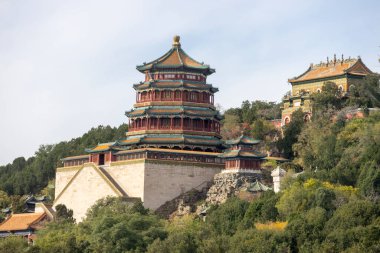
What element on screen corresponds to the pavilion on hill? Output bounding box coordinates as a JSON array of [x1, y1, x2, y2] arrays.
[[282, 55, 372, 125]]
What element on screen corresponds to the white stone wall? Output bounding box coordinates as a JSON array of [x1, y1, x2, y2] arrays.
[[54, 164, 119, 222], [54, 159, 222, 221], [104, 160, 145, 199], [55, 167, 79, 198], [143, 160, 222, 210]]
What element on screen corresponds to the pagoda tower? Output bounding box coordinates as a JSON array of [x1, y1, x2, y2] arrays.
[[123, 35, 223, 152], [54, 36, 225, 221]]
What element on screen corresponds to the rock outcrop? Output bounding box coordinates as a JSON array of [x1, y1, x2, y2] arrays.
[[205, 172, 262, 205]]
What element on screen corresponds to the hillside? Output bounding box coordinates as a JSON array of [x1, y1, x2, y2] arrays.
[[0, 124, 128, 196], [0, 78, 379, 252]]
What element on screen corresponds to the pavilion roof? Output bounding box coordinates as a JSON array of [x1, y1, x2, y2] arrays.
[[133, 80, 218, 92], [136, 36, 215, 75], [247, 181, 272, 192], [289, 57, 372, 83], [118, 134, 223, 146], [225, 135, 261, 146], [219, 149, 266, 159], [85, 142, 119, 153], [0, 212, 46, 232], [61, 154, 89, 161], [115, 147, 222, 156]]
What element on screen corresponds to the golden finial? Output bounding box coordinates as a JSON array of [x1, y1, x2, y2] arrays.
[[173, 35, 181, 47]]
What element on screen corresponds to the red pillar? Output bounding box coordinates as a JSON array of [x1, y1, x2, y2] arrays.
[[170, 117, 173, 130]]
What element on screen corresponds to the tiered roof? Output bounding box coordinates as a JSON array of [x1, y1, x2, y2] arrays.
[[126, 106, 222, 119], [85, 134, 224, 153], [133, 80, 218, 92], [119, 134, 223, 147], [136, 36, 214, 75], [221, 135, 266, 159], [225, 135, 261, 146], [289, 57, 372, 83], [219, 149, 266, 159]]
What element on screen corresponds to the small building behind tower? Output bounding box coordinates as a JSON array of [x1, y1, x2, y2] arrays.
[[220, 135, 266, 174], [282, 55, 372, 125]]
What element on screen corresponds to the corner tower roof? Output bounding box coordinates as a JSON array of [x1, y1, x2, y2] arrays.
[[136, 35, 215, 75]]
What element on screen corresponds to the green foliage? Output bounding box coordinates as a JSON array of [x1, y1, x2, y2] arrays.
[[293, 114, 340, 171], [206, 197, 249, 235], [347, 74, 380, 108], [55, 204, 75, 223], [32, 182, 379, 253], [0, 124, 128, 196], [311, 81, 343, 113], [228, 229, 290, 253], [294, 111, 380, 195], [0, 236, 30, 253], [36, 221, 82, 253], [357, 160, 380, 198], [250, 119, 276, 140], [325, 200, 379, 230], [147, 230, 198, 253], [277, 108, 305, 158], [241, 191, 279, 228], [221, 114, 242, 140], [276, 178, 357, 218], [0, 190, 10, 209], [221, 100, 281, 140], [36, 197, 166, 253]]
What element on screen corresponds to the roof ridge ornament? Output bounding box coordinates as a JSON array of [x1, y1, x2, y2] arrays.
[[172, 35, 181, 47]]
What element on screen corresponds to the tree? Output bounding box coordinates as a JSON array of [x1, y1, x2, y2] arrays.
[[0, 124, 129, 196], [240, 191, 279, 229], [55, 204, 75, 223], [0, 190, 10, 209], [37, 197, 166, 253], [206, 197, 249, 236], [221, 114, 242, 140], [347, 74, 380, 108], [293, 115, 339, 171], [0, 237, 29, 253], [311, 82, 343, 113], [276, 109, 305, 159]]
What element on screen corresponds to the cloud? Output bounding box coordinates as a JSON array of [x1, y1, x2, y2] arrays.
[[0, 0, 379, 164]]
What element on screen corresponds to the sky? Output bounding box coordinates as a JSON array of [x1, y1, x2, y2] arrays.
[[0, 0, 379, 165]]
